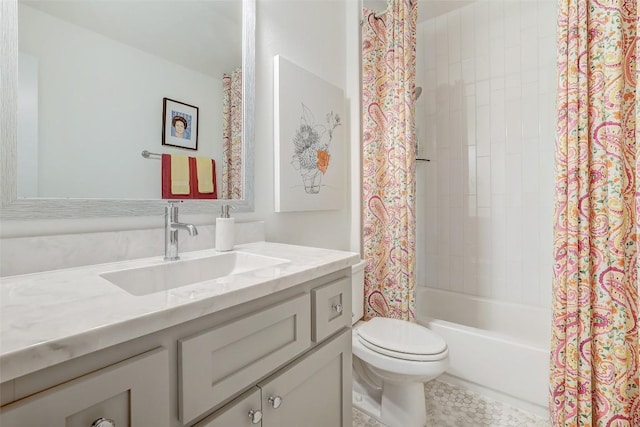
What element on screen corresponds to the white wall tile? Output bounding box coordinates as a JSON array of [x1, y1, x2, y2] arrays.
[[436, 16, 449, 57], [491, 142, 506, 194], [521, 1, 538, 30], [522, 138, 540, 193], [476, 80, 491, 106], [476, 105, 491, 156], [506, 153, 523, 206], [466, 146, 477, 195], [490, 89, 506, 142], [450, 157, 465, 208], [448, 11, 462, 64], [490, 37, 505, 77], [460, 6, 475, 60], [451, 207, 464, 256], [477, 156, 491, 207], [465, 94, 477, 145], [505, 99, 523, 153], [506, 207, 523, 262], [474, 2, 490, 57], [476, 54, 490, 81], [461, 58, 475, 84], [417, 0, 556, 312], [505, 45, 521, 75]]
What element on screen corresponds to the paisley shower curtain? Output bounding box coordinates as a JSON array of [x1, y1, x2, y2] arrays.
[[361, 0, 417, 321], [222, 68, 243, 199], [549, 0, 639, 423]]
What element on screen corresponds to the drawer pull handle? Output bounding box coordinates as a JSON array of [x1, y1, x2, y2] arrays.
[[268, 395, 283, 409], [248, 409, 263, 424], [332, 303, 343, 314], [92, 418, 115, 427]]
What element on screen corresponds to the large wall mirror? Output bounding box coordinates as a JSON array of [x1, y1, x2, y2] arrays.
[[0, 0, 254, 219]]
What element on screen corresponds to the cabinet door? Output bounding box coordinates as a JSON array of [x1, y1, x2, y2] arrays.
[[179, 293, 311, 424], [193, 387, 263, 427], [258, 329, 351, 427], [0, 348, 169, 427]]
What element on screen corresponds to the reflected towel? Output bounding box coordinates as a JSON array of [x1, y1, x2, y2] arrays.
[[196, 157, 214, 193], [170, 154, 190, 195]]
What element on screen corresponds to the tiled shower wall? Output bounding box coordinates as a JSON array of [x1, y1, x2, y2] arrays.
[[415, 0, 557, 308]]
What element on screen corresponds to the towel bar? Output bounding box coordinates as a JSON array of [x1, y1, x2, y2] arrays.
[[142, 150, 162, 159]]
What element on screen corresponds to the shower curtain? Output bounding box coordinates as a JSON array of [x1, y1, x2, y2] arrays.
[[549, 0, 639, 424], [222, 68, 243, 200], [361, 0, 417, 321]]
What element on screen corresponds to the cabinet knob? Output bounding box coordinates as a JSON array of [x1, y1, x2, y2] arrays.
[[91, 418, 115, 427], [248, 409, 263, 424], [268, 395, 283, 409], [332, 303, 343, 314]]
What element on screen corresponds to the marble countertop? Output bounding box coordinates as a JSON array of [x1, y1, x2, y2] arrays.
[[1, 242, 359, 382]]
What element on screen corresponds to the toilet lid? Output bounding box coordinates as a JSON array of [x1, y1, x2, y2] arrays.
[[357, 317, 447, 357]]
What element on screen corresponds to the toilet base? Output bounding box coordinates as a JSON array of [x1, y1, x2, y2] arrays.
[[380, 381, 426, 427], [353, 375, 427, 427]]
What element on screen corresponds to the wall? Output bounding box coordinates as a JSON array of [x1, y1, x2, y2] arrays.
[[251, 0, 352, 251], [1, 1, 355, 261], [18, 4, 222, 199], [415, 0, 556, 410]]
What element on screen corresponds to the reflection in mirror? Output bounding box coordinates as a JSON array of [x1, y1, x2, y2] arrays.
[[17, 0, 243, 200]]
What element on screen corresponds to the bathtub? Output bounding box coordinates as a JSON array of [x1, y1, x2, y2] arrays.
[[416, 287, 551, 417]]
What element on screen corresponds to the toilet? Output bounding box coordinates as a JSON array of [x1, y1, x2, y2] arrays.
[[351, 260, 449, 427]]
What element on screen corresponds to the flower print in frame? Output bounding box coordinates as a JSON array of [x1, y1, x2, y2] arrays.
[[274, 55, 346, 212]]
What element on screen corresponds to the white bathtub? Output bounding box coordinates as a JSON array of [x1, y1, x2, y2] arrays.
[[417, 287, 551, 417]]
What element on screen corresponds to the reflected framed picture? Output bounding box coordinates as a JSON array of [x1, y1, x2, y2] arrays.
[[162, 97, 199, 150]]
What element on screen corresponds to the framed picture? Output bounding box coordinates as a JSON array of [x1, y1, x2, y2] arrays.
[[274, 55, 346, 212], [162, 97, 199, 150]]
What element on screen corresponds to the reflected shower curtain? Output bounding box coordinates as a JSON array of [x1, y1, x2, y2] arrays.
[[549, 0, 639, 424], [222, 68, 243, 199], [361, 0, 417, 321]]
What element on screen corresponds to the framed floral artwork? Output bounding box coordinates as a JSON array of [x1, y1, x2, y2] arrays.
[[162, 97, 199, 150], [274, 55, 346, 212]]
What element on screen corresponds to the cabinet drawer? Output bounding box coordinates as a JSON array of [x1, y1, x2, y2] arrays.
[[311, 277, 351, 342], [193, 387, 262, 427], [178, 293, 311, 424], [0, 348, 169, 427]]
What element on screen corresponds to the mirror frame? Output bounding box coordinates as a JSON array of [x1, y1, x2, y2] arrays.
[[0, 0, 255, 219]]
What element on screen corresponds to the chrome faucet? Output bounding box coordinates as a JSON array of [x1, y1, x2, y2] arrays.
[[164, 202, 198, 261]]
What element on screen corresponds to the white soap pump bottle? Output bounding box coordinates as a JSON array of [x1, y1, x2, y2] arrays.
[[215, 204, 234, 252]]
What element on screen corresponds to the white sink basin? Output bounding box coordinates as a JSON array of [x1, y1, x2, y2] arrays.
[[100, 252, 289, 296]]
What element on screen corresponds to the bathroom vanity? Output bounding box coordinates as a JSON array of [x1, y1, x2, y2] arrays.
[[0, 242, 358, 426]]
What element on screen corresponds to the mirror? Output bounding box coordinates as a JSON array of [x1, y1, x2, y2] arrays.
[[0, 0, 255, 219]]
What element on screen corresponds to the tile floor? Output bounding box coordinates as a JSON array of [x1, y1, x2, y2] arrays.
[[352, 380, 551, 427]]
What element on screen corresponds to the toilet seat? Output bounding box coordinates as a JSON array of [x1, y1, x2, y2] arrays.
[[357, 317, 448, 362]]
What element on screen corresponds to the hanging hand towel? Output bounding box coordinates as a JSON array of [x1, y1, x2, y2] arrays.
[[170, 154, 191, 195], [196, 157, 214, 193], [190, 157, 217, 199], [162, 154, 192, 198]]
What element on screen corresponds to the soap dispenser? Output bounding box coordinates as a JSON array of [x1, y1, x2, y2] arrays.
[[215, 204, 234, 251]]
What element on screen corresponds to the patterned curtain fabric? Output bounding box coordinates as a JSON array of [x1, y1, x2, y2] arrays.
[[361, 0, 417, 321], [550, 0, 639, 424], [222, 68, 243, 200]]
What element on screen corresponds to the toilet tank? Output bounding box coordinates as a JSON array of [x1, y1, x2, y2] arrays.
[[351, 260, 367, 325]]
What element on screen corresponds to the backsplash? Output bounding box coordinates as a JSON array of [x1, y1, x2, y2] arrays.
[[1, 221, 265, 277]]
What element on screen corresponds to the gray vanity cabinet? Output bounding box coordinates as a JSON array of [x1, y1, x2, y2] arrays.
[[0, 348, 170, 427], [179, 294, 312, 424], [193, 329, 351, 427], [0, 268, 353, 427]]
